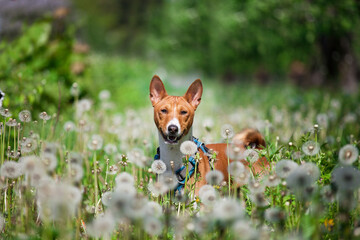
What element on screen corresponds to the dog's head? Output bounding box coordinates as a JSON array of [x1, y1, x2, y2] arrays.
[[150, 75, 203, 144]]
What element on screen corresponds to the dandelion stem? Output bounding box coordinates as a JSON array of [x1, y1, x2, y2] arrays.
[[93, 151, 99, 214]]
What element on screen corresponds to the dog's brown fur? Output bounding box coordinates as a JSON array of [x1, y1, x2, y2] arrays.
[[150, 75, 269, 194]]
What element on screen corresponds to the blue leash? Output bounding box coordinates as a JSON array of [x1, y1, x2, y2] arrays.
[[154, 137, 211, 194]]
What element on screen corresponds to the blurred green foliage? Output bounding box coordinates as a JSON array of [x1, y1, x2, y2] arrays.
[[149, 0, 360, 78], [0, 20, 75, 115]]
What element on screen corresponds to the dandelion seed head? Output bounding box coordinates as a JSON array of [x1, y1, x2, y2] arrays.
[[127, 148, 147, 168], [151, 160, 167, 174], [115, 172, 134, 186], [213, 198, 244, 221], [0, 161, 23, 178], [221, 124, 234, 139], [198, 184, 216, 198], [148, 181, 168, 197], [321, 185, 335, 203], [264, 207, 285, 223], [124, 194, 147, 219], [19, 155, 41, 174], [69, 164, 84, 182], [6, 118, 17, 127], [87, 134, 103, 150], [332, 166, 360, 191], [68, 152, 83, 165], [275, 159, 298, 178], [339, 144, 359, 165], [205, 170, 224, 185], [243, 149, 259, 163], [232, 220, 257, 240], [40, 153, 58, 171], [249, 192, 269, 207], [63, 121, 76, 132], [21, 138, 38, 154], [180, 141, 198, 156], [159, 172, 178, 190], [299, 162, 320, 182], [144, 201, 163, 218], [264, 174, 281, 187], [0, 108, 11, 118], [286, 167, 312, 191], [199, 188, 217, 206], [143, 217, 163, 236], [302, 141, 320, 156], [39, 111, 51, 121], [227, 144, 244, 161], [87, 212, 115, 238], [228, 161, 245, 177], [99, 90, 111, 101], [101, 191, 113, 207], [233, 170, 250, 186], [19, 110, 31, 122], [104, 143, 117, 155], [316, 113, 328, 129], [248, 178, 265, 193]]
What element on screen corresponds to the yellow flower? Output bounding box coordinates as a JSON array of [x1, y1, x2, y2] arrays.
[[324, 218, 334, 231], [195, 197, 200, 203]]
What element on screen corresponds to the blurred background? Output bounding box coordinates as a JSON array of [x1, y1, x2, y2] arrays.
[[0, 0, 359, 115]]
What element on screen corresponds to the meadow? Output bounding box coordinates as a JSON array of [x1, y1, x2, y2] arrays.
[[0, 51, 360, 240]]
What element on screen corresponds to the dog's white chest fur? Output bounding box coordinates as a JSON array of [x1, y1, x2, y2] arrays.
[[158, 128, 193, 173]]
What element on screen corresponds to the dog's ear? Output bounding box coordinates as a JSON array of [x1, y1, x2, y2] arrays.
[[150, 75, 168, 106], [184, 79, 203, 110]]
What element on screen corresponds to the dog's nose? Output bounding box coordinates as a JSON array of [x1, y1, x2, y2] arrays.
[[168, 125, 179, 134]]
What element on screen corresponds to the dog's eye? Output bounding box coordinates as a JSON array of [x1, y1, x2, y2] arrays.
[[180, 110, 188, 115], [161, 109, 168, 114]]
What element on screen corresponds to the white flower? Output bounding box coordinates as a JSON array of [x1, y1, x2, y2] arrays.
[[115, 172, 134, 186], [143, 217, 163, 236], [151, 160, 167, 174], [87, 135, 103, 151], [205, 170, 224, 185], [221, 124, 234, 139], [275, 159, 298, 178], [213, 198, 244, 221], [87, 212, 115, 238], [180, 141, 198, 155], [63, 121, 76, 132], [0, 161, 23, 178], [339, 144, 359, 165], [302, 141, 320, 156], [19, 110, 32, 122], [243, 149, 259, 163], [228, 161, 245, 177], [148, 181, 169, 197]]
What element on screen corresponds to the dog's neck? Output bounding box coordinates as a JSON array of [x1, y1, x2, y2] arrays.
[[158, 127, 193, 173]]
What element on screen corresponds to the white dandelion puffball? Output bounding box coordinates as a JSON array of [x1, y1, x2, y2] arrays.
[[115, 172, 134, 186], [243, 149, 259, 163], [143, 217, 163, 236], [275, 159, 298, 178], [151, 160, 167, 174], [338, 144, 359, 165], [205, 170, 224, 185], [228, 161, 245, 177], [332, 166, 360, 191], [213, 198, 244, 221], [0, 161, 23, 178], [302, 141, 320, 156], [19, 110, 32, 122], [221, 124, 234, 139], [180, 140, 198, 156]]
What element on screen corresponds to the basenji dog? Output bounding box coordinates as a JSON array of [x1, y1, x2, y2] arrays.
[[149, 75, 269, 194]]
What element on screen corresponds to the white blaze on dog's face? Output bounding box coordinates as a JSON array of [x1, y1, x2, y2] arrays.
[[149, 75, 203, 144]]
